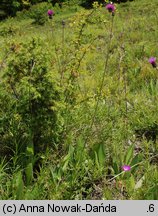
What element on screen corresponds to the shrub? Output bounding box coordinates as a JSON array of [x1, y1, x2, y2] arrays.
[[0, 0, 30, 18], [0, 24, 19, 36], [28, 2, 53, 25], [0, 38, 61, 162]]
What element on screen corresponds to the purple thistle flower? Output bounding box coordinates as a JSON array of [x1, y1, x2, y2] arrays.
[[47, 9, 54, 19], [122, 165, 131, 172], [149, 57, 157, 68], [106, 3, 116, 13]]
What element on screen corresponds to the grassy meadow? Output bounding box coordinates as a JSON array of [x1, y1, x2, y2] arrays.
[[0, 0, 158, 199]]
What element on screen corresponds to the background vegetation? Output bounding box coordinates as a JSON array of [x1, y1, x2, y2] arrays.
[[0, 0, 157, 199], [0, 0, 132, 18]]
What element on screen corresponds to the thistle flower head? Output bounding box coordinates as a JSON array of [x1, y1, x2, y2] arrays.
[[106, 3, 116, 13], [122, 165, 131, 172], [47, 9, 54, 19], [149, 57, 157, 68]]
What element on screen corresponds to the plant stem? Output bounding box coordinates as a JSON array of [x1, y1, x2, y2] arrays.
[[85, 14, 115, 145], [123, 66, 128, 145], [107, 153, 158, 183], [60, 20, 66, 86]]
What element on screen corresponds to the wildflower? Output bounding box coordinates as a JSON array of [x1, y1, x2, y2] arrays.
[[149, 57, 157, 68], [47, 9, 54, 19], [122, 165, 131, 172], [106, 3, 116, 13]]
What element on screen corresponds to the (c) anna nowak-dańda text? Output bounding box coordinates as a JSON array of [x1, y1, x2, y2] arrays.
[[17, 203, 117, 213]]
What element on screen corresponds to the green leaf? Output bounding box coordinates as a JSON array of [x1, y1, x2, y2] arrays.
[[131, 154, 140, 166], [113, 161, 119, 174], [125, 144, 134, 165], [25, 162, 33, 185], [75, 136, 85, 162], [26, 146, 34, 155], [50, 166, 62, 184], [76, 136, 84, 152], [13, 171, 24, 200], [134, 175, 145, 190], [62, 145, 74, 172], [94, 151, 99, 169], [97, 143, 105, 166], [129, 174, 135, 190]]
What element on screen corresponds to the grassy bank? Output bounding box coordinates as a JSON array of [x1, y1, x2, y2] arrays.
[[0, 0, 158, 199]]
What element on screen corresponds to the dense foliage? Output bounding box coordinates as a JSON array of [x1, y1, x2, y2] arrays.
[[0, 0, 133, 18], [0, 0, 59, 17]]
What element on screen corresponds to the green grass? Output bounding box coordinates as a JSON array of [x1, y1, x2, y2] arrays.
[[0, 0, 158, 200]]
